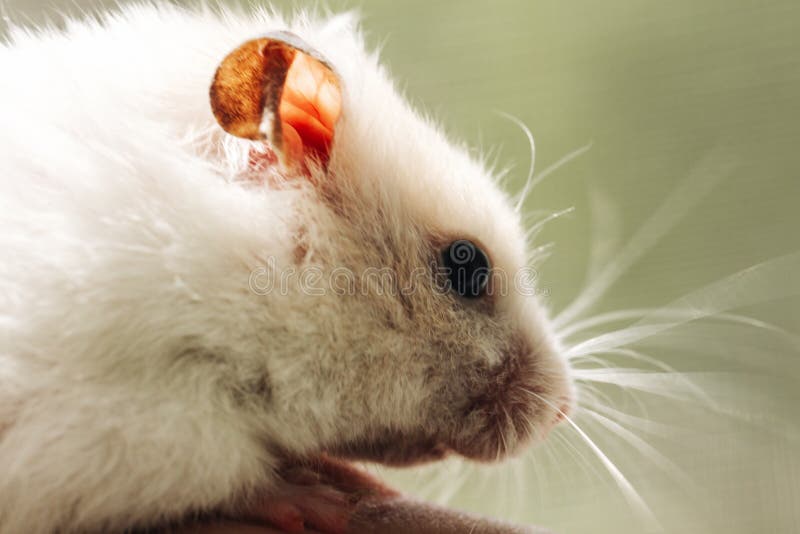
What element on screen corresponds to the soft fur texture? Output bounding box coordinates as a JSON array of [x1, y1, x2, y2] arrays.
[[0, 4, 573, 533]]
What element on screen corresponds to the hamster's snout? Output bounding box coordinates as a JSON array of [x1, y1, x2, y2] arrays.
[[450, 337, 574, 462], [537, 363, 576, 440]]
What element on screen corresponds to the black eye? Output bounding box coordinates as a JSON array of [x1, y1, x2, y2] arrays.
[[441, 240, 491, 298]]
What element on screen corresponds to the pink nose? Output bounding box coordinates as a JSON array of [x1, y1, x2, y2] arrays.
[[531, 396, 572, 443], [553, 407, 567, 424], [547, 398, 573, 433]]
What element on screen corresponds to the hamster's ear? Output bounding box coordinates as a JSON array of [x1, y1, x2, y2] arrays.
[[210, 32, 342, 169]]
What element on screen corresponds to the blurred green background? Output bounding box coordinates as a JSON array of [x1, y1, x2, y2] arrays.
[[3, 1, 799, 532]]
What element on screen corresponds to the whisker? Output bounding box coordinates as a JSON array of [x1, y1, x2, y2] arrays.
[[554, 147, 738, 328], [495, 112, 536, 213], [497, 112, 591, 213], [582, 408, 699, 492], [597, 348, 717, 407], [537, 432, 562, 496], [581, 402, 689, 440], [569, 353, 616, 369], [574, 368, 721, 409], [550, 426, 607, 483], [579, 379, 651, 422], [566, 322, 682, 358], [525, 206, 576, 240], [530, 142, 593, 194], [576, 384, 617, 412], [556, 308, 782, 341], [526, 390, 660, 529], [586, 185, 622, 280], [526, 242, 555, 266]]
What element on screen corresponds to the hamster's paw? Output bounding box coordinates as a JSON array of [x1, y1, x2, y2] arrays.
[[247, 467, 355, 534], [252, 488, 351, 534], [245, 456, 398, 533]]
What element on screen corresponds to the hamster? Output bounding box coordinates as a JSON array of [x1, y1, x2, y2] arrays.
[[0, 3, 574, 533]]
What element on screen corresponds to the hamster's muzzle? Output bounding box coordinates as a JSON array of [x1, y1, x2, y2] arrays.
[[449, 338, 573, 462]]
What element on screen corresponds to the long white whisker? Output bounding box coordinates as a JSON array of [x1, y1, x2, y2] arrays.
[[550, 426, 607, 483], [570, 353, 616, 369], [586, 185, 622, 280], [495, 112, 536, 213], [571, 346, 717, 410], [557, 307, 782, 341], [574, 369, 726, 409], [582, 402, 689, 440], [566, 323, 687, 358], [537, 432, 564, 493], [582, 408, 699, 493], [577, 385, 619, 413], [555, 147, 738, 328], [525, 206, 576, 238], [518, 143, 594, 213], [518, 143, 594, 214], [497, 111, 541, 213], [565, 250, 800, 356], [497, 112, 592, 213], [527, 391, 660, 529], [526, 242, 555, 266], [530, 142, 593, 193], [578, 375, 652, 420], [601, 348, 717, 406], [633, 251, 800, 332]]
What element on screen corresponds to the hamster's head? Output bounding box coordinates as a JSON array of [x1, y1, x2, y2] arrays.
[[210, 25, 574, 466]]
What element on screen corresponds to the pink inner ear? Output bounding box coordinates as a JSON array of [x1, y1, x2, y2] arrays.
[[278, 52, 342, 167]]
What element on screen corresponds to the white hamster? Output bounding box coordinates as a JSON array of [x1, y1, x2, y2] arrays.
[[0, 3, 574, 533]]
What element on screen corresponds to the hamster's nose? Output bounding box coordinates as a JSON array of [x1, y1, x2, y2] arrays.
[[552, 400, 571, 424], [543, 395, 574, 438]]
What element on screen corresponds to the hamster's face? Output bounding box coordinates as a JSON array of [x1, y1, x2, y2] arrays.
[[315, 181, 575, 465], [211, 30, 574, 465], [318, 116, 575, 465]]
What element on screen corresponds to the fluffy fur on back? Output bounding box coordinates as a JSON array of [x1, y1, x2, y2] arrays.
[[0, 3, 572, 532]]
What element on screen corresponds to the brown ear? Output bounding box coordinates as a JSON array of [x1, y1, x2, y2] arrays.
[[210, 32, 342, 168]]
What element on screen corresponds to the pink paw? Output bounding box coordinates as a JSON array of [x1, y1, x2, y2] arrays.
[[241, 455, 399, 533], [246, 459, 377, 534], [252, 484, 352, 534]]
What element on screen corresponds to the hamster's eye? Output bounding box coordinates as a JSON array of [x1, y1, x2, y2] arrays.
[[442, 240, 491, 299]]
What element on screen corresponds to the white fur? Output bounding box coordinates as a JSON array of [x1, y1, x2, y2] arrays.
[[0, 4, 572, 532]]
